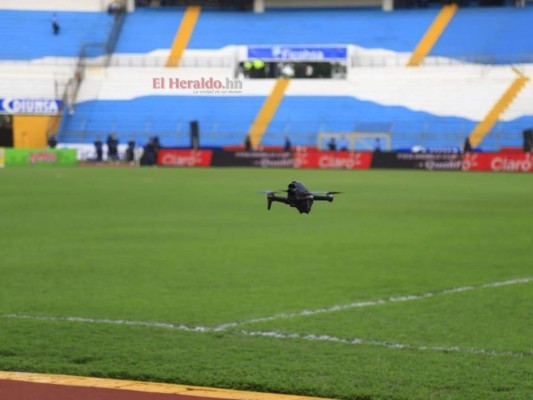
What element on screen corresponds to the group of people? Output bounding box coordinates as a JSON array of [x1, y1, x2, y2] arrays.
[[93, 134, 137, 164], [243, 135, 292, 152], [327, 136, 381, 152]]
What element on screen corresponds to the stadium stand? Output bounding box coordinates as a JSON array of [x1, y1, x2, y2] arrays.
[[432, 7, 533, 64], [0, 10, 114, 60], [58, 64, 533, 150], [116, 7, 434, 53], [2, 3, 532, 153], [53, 5, 533, 151], [115, 7, 533, 63]]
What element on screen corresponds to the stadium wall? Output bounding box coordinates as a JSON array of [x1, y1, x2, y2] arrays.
[[0, 0, 134, 12]]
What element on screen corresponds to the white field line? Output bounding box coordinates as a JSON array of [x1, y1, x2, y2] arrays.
[[2, 313, 530, 358], [1, 314, 216, 332], [213, 277, 533, 330], [2, 277, 532, 358], [240, 330, 532, 358]]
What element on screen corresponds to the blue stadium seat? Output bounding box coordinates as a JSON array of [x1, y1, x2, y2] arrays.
[[0, 10, 113, 60]]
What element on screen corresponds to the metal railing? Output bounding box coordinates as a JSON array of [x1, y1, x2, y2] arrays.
[[351, 53, 533, 68], [108, 54, 235, 68], [49, 7, 127, 137], [59, 119, 529, 151]]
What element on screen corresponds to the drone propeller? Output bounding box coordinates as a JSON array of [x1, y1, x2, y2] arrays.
[[311, 191, 343, 196]]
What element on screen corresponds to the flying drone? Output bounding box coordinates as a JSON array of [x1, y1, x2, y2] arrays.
[[261, 181, 341, 214]]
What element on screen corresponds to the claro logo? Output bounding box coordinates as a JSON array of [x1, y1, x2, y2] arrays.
[[463, 153, 532, 172], [462, 153, 479, 171], [30, 152, 57, 165], [161, 152, 203, 167], [319, 154, 362, 169], [491, 154, 532, 172]]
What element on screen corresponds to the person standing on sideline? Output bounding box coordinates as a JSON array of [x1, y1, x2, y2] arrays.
[[47, 134, 58, 149], [327, 137, 337, 151], [338, 135, 349, 151], [94, 136, 103, 161], [107, 134, 119, 162], [284, 135, 292, 152], [126, 137, 136, 164], [244, 134, 252, 151], [374, 138, 381, 152]]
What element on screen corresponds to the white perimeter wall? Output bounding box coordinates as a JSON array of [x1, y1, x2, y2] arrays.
[[0, 0, 134, 12]]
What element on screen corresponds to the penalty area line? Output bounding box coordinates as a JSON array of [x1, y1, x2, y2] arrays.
[[2, 277, 531, 358], [1, 314, 529, 358], [240, 330, 531, 358], [213, 277, 533, 330], [1, 314, 218, 333]]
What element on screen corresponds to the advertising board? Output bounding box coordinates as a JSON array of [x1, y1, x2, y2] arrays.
[[5, 149, 77, 167], [462, 152, 533, 172], [295, 150, 372, 169], [0, 98, 62, 115], [211, 151, 294, 168], [371, 152, 463, 171], [247, 45, 348, 61], [157, 149, 213, 167]]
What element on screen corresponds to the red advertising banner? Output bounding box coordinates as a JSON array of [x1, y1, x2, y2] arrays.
[[157, 149, 213, 167], [463, 152, 533, 172], [295, 150, 373, 169]]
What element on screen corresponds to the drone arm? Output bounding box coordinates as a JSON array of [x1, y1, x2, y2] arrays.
[[312, 194, 334, 203], [268, 195, 290, 210]]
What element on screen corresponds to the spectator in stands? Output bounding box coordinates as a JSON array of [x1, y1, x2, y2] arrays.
[[244, 134, 252, 151], [94, 136, 103, 161], [284, 135, 292, 152], [52, 13, 60, 35], [126, 137, 136, 164], [47, 134, 58, 149], [107, 134, 119, 162], [327, 137, 337, 151], [338, 136, 349, 151]]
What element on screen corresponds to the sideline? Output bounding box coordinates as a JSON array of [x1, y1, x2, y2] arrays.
[[0, 371, 333, 400]]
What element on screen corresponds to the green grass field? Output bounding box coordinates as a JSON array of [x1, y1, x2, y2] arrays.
[[0, 167, 532, 400]]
